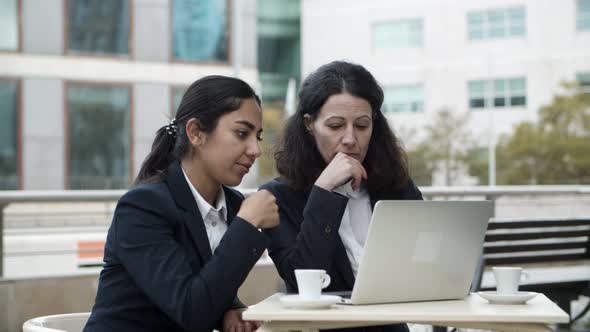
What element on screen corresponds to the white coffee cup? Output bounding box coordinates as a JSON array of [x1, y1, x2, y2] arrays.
[[493, 266, 529, 295], [295, 269, 331, 300]]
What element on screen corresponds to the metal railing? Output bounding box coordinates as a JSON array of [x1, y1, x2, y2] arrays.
[[1, 185, 589, 278]]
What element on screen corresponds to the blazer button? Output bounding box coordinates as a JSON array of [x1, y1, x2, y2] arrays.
[[252, 248, 258, 256], [324, 225, 332, 234]]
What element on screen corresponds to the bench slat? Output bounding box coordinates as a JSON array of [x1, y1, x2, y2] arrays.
[[480, 218, 590, 320], [484, 241, 588, 253], [488, 220, 590, 230], [485, 253, 588, 266], [485, 231, 590, 242]]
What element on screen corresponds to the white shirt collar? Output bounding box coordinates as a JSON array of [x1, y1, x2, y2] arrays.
[[181, 167, 227, 221], [334, 181, 367, 199]]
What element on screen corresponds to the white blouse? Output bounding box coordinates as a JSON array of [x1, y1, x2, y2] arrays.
[[182, 168, 228, 254], [335, 182, 372, 277]]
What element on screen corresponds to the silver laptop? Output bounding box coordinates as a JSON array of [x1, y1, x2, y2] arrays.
[[340, 200, 492, 305]]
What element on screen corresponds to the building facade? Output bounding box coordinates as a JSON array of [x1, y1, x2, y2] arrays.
[[301, 0, 590, 147], [0, 0, 258, 190], [257, 0, 300, 101]]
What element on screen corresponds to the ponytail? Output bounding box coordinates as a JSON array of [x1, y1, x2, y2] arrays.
[[133, 75, 260, 186], [133, 122, 178, 185]]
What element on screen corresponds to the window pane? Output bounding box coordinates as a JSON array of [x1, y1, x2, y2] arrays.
[[409, 30, 423, 47], [0, 0, 18, 51], [0, 81, 18, 189], [469, 81, 485, 96], [172, 87, 186, 115], [173, 0, 228, 61], [578, 0, 590, 30], [468, 13, 485, 26], [258, 37, 299, 74], [468, 7, 526, 40], [510, 96, 526, 106], [469, 80, 492, 109], [372, 24, 389, 49], [68, 85, 129, 189], [469, 28, 485, 40], [470, 98, 485, 109], [577, 72, 590, 94], [508, 7, 525, 21], [508, 7, 526, 37], [384, 85, 424, 113], [578, 72, 590, 83], [373, 18, 423, 50], [493, 97, 506, 107], [508, 8, 525, 36], [488, 10, 506, 38], [467, 13, 485, 40], [411, 101, 423, 112], [579, 17, 590, 30], [509, 78, 526, 106], [68, 0, 129, 54], [509, 24, 525, 36], [509, 78, 526, 94], [493, 80, 505, 95]]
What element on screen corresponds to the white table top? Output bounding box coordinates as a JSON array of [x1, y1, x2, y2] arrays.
[[244, 292, 569, 332]]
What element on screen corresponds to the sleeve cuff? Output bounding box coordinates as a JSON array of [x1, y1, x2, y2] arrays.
[[226, 217, 269, 262]]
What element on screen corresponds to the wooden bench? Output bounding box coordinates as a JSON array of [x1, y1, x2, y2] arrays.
[[476, 218, 590, 327]]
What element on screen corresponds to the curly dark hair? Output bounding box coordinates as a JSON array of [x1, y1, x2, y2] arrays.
[[275, 61, 409, 197]]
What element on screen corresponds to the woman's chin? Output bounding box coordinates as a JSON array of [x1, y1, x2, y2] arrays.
[[223, 174, 244, 187]]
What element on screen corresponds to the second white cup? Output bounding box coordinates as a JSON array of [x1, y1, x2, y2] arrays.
[[295, 269, 331, 300], [493, 266, 529, 295]]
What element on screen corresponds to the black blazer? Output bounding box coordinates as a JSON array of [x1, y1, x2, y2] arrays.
[[260, 178, 423, 332], [84, 162, 268, 332]]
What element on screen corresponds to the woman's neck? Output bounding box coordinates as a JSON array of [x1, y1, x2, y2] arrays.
[[180, 159, 219, 206]]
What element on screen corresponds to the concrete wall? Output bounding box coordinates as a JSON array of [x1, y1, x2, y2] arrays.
[[0, 274, 97, 332], [239, 0, 258, 69], [133, 83, 171, 175], [0, 264, 283, 332], [134, 0, 170, 62], [22, 79, 65, 190], [301, 0, 590, 141], [21, 0, 64, 54]]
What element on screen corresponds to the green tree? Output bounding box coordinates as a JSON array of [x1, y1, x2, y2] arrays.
[[404, 109, 472, 186], [464, 82, 590, 184], [405, 141, 436, 186]]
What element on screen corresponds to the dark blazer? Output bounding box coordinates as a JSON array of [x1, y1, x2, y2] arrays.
[[84, 162, 268, 332], [260, 178, 423, 332]]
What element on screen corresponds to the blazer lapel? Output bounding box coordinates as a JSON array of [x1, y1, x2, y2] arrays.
[[165, 162, 212, 262], [298, 185, 356, 289], [222, 186, 242, 225]]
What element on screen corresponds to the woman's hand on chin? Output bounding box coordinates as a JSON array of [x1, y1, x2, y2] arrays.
[[314, 152, 367, 192]]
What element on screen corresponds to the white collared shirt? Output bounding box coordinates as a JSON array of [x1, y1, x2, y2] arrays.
[[182, 168, 228, 253], [335, 182, 372, 277]]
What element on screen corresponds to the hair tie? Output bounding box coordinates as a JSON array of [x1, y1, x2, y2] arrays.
[[165, 118, 178, 138]]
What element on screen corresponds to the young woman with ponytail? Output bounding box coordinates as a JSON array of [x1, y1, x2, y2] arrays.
[[84, 76, 279, 332]]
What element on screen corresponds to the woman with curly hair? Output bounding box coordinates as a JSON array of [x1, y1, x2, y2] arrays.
[[260, 61, 423, 332]]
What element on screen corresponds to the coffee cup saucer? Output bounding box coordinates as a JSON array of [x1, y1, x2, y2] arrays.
[[477, 291, 538, 305], [279, 294, 342, 309]]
